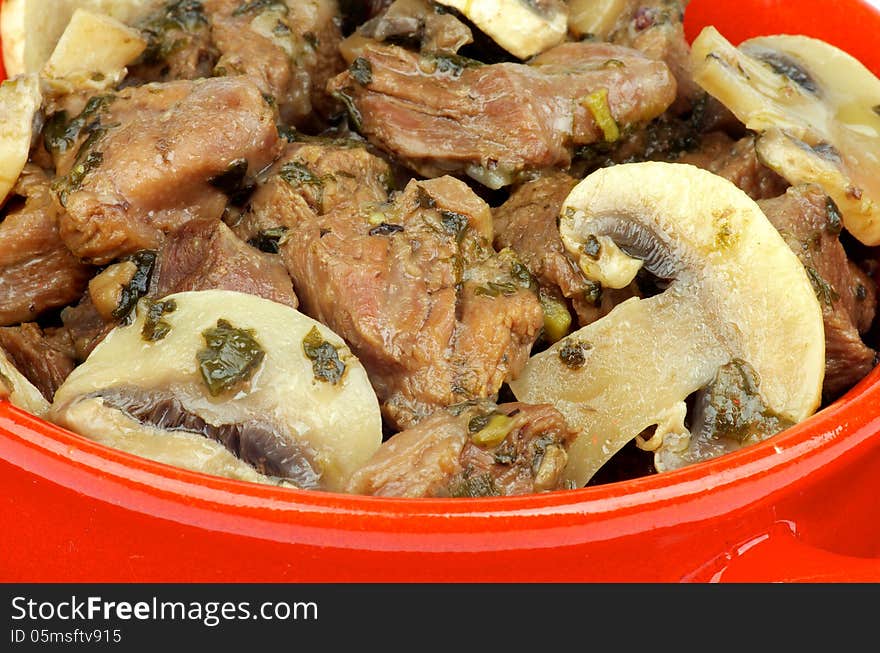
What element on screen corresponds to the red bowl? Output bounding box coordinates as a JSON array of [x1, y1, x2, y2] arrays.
[[3, 0, 880, 583]]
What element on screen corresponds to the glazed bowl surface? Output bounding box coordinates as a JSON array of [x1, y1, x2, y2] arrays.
[[2, 0, 880, 583]]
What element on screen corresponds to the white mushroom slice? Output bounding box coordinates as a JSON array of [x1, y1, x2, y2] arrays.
[[50, 290, 383, 491], [0, 349, 50, 417], [1, 0, 158, 76], [690, 27, 880, 245], [509, 162, 825, 486], [568, 0, 630, 40], [0, 74, 41, 207], [433, 0, 567, 60], [42, 8, 147, 93]]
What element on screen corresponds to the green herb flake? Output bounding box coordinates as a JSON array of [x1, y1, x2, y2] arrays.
[[581, 88, 620, 143], [583, 280, 602, 306], [197, 319, 266, 396], [141, 299, 177, 342], [247, 226, 290, 253], [302, 326, 346, 385], [208, 158, 253, 206], [350, 57, 373, 86], [468, 412, 514, 448], [449, 472, 499, 498], [825, 196, 843, 235], [805, 266, 839, 307], [232, 0, 287, 17], [112, 251, 158, 321], [582, 234, 602, 259], [440, 210, 469, 240], [558, 338, 592, 370]]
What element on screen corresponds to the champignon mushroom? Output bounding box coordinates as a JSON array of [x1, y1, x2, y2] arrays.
[[0, 74, 41, 207], [41, 8, 147, 95], [0, 348, 50, 418], [508, 162, 825, 486], [49, 289, 383, 490], [690, 27, 880, 245], [433, 0, 568, 60]]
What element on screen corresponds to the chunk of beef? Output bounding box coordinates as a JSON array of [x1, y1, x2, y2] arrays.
[[129, 0, 219, 83], [153, 221, 298, 307], [246, 144, 544, 427], [493, 172, 640, 328], [346, 401, 576, 497], [52, 77, 281, 265], [61, 220, 297, 360], [230, 139, 394, 243], [678, 132, 789, 201], [607, 0, 700, 112], [206, 0, 345, 127], [758, 185, 877, 400], [326, 40, 677, 187], [0, 323, 76, 401], [0, 165, 94, 326]]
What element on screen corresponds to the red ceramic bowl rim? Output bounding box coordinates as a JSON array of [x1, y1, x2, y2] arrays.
[[1, 0, 880, 536]]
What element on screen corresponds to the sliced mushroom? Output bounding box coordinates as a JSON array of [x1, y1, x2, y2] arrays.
[[0, 74, 41, 207], [50, 289, 383, 490], [42, 8, 147, 94], [690, 27, 880, 245], [0, 0, 158, 76], [568, 0, 630, 40], [433, 0, 567, 60], [508, 162, 825, 486], [0, 348, 50, 418]]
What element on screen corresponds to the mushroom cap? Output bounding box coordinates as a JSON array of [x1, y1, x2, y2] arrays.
[[0, 74, 41, 207], [690, 27, 880, 245], [433, 0, 568, 60], [510, 162, 825, 486], [50, 290, 384, 490]]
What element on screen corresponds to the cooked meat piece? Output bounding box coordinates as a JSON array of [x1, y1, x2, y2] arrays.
[[0, 165, 94, 326], [607, 0, 700, 112], [341, 0, 473, 58], [231, 139, 394, 242], [758, 185, 877, 400], [129, 0, 219, 83], [678, 132, 789, 200], [346, 401, 577, 497], [0, 323, 77, 401], [326, 40, 677, 187], [152, 221, 298, 308], [52, 76, 280, 265], [493, 171, 640, 327], [294, 176, 542, 428], [61, 220, 298, 360], [206, 0, 345, 127]]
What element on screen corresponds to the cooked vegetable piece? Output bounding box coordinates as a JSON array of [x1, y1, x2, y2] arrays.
[[691, 27, 880, 245], [510, 162, 825, 486], [50, 290, 383, 490], [0, 74, 41, 207]]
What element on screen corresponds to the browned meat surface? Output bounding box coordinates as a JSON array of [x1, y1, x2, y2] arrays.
[[327, 40, 677, 187], [346, 401, 577, 497], [51, 76, 280, 265], [493, 172, 640, 328], [0, 166, 94, 326], [60, 220, 298, 360], [758, 185, 877, 400], [241, 143, 543, 427], [678, 132, 789, 200], [0, 323, 77, 401], [129, 0, 219, 83], [153, 221, 298, 307], [206, 0, 345, 127], [607, 0, 699, 112]]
